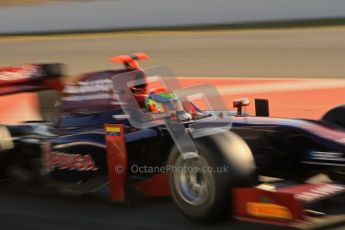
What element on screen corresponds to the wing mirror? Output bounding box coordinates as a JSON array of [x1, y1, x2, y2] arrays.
[[255, 98, 269, 117], [233, 98, 250, 116]]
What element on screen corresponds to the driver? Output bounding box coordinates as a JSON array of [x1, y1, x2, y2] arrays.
[[144, 88, 192, 121]]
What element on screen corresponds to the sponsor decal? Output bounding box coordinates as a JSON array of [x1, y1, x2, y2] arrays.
[[0, 65, 41, 82], [42, 143, 98, 173], [105, 126, 121, 136], [336, 137, 345, 144], [62, 79, 121, 102], [309, 151, 345, 162], [148, 112, 174, 121], [63, 79, 113, 94], [295, 184, 345, 203], [62, 93, 113, 102], [246, 202, 292, 220]]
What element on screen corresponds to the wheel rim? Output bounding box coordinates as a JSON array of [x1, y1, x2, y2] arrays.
[[172, 155, 214, 206]]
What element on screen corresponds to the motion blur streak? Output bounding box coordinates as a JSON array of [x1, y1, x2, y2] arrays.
[[1, 27, 345, 77]]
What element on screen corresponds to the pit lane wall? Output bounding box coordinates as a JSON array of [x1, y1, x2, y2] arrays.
[[0, 0, 345, 34]]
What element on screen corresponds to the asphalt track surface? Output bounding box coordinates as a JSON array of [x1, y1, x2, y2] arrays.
[[0, 190, 290, 230], [1, 27, 345, 77], [0, 28, 345, 230]]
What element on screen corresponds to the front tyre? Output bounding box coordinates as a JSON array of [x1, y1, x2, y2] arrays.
[[168, 131, 256, 223]]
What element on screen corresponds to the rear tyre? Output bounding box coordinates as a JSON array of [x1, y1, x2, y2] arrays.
[[168, 131, 256, 223], [322, 105, 345, 183], [322, 105, 345, 128]]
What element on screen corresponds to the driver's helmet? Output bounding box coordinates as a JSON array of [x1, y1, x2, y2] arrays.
[[144, 88, 192, 121], [145, 88, 179, 112]]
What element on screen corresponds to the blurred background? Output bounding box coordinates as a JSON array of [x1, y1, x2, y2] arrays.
[[0, 1, 344, 229], [1, 0, 345, 120], [1, 0, 345, 77]]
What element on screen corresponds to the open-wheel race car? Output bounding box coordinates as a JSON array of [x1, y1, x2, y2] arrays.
[[0, 53, 344, 228]]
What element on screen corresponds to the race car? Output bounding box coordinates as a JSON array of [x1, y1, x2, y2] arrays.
[[0, 53, 344, 227]]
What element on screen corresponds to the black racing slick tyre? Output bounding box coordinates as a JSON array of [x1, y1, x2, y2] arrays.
[[322, 104, 345, 128], [167, 131, 256, 223], [322, 105, 345, 183]]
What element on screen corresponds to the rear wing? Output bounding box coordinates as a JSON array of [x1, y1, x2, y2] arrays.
[[0, 63, 65, 95]]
